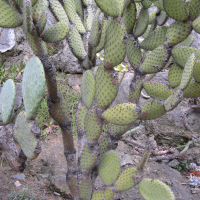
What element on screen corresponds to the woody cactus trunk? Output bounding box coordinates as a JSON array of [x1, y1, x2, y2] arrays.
[[1, 0, 200, 199]]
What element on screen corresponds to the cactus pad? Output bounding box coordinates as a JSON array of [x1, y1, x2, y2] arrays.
[[74, 13, 86, 34], [81, 70, 95, 108], [183, 80, 200, 98], [98, 134, 110, 157], [176, 35, 193, 47], [103, 103, 138, 125], [189, 0, 200, 20], [98, 150, 120, 186], [163, 0, 188, 21], [172, 46, 200, 67], [0, 0, 23, 28], [142, 0, 152, 8], [41, 22, 69, 43], [14, 111, 41, 159], [166, 20, 192, 46], [80, 180, 92, 200], [126, 38, 141, 68], [115, 167, 141, 192], [129, 78, 143, 103], [63, 0, 76, 22], [193, 60, 200, 82], [96, 63, 118, 108], [179, 52, 196, 90], [140, 26, 168, 50], [134, 8, 149, 37], [22, 57, 45, 119], [76, 104, 87, 130], [140, 101, 166, 120], [84, 108, 102, 142], [138, 178, 175, 200], [109, 123, 130, 137], [0, 79, 16, 124], [157, 11, 168, 26], [92, 188, 114, 200], [75, 0, 84, 19], [144, 82, 174, 100], [168, 63, 183, 88], [192, 17, 200, 34], [139, 45, 167, 73], [104, 17, 126, 69], [35, 10, 47, 35]]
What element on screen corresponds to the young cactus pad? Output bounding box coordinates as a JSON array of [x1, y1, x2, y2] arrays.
[[0, 79, 16, 124], [138, 178, 175, 200], [22, 57, 46, 119]]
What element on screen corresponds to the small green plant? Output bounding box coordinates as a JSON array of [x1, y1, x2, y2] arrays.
[[47, 44, 59, 56], [0, 59, 7, 84], [173, 163, 188, 172]]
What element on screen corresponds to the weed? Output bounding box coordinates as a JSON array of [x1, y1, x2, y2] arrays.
[[173, 163, 188, 172], [0, 59, 7, 84], [47, 44, 58, 56]]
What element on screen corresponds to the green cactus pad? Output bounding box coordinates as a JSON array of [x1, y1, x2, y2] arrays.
[[104, 17, 126, 69], [14, 111, 40, 159], [144, 82, 174, 100], [179, 52, 196, 90], [139, 45, 167, 74], [98, 134, 110, 157], [115, 167, 141, 192], [176, 35, 193, 47], [183, 80, 200, 98], [122, 2, 136, 33], [49, 0, 69, 23], [75, 0, 84, 19], [96, 63, 118, 109], [168, 63, 183, 88], [84, 5, 94, 30], [140, 26, 168, 50], [16, 0, 38, 7], [139, 178, 175, 200], [74, 13, 86, 34], [63, 0, 76, 22], [96, 18, 108, 53], [0, 0, 23, 28], [157, 11, 168, 26], [163, 0, 188, 21], [80, 145, 96, 170], [193, 60, 200, 82], [82, 0, 92, 6], [192, 17, 200, 34], [98, 150, 120, 186], [80, 180, 92, 200], [134, 8, 149, 37], [76, 104, 87, 130], [142, 25, 151, 38], [92, 188, 114, 200], [166, 20, 192, 46], [142, 0, 152, 8], [95, 0, 124, 17], [103, 103, 138, 125], [149, 10, 157, 24], [109, 123, 130, 136], [0, 79, 16, 124], [41, 22, 69, 43], [23, 0, 33, 33], [22, 57, 45, 119], [172, 46, 200, 67], [154, 0, 164, 10], [140, 100, 166, 120], [67, 25, 86, 59], [35, 10, 47, 35], [164, 88, 183, 112], [126, 38, 141, 68], [84, 108, 102, 142], [81, 70, 95, 108], [129, 78, 143, 103], [189, 0, 200, 20]]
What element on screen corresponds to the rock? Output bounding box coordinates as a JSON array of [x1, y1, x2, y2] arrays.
[[12, 173, 25, 180], [0, 28, 15, 53], [187, 147, 200, 166], [13, 83, 23, 111], [168, 159, 180, 168], [14, 180, 21, 187], [66, 74, 82, 87]]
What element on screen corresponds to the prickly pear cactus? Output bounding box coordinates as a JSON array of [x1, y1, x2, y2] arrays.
[[1, 0, 200, 199]]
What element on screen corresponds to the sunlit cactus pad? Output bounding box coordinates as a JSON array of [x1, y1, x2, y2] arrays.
[[76, 104, 87, 130], [172, 47, 200, 68], [63, 0, 76, 22], [84, 5, 94, 30], [80, 145, 96, 170], [103, 103, 138, 125], [134, 8, 149, 37], [193, 60, 200, 82], [14, 111, 41, 159], [192, 17, 200, 34], [41, 22, 69, 43], [179, 52, 196, 90], [92, 188, 114, 200], [0, 79, 16, 124], [129, 79, 143, 103], [114, 167, 141, 192], [74, 13, 86, 34], [140, 26, 168, 50], [96, 63, 118, 108], [79, 180, 92, 200], [98, 150, 120, 186], [168, 63, 183, 88], [138, 178, 175, 200], [140, 101, 166, 120], [22, 57, 45, 119], [144, 82, 174, 100], [0, 0, 23, 28], [176, 35, 193, 47], [166, 20, 191, 46], [104, 18, 126, 69], [163, 0, 188, 21], [84, 108, 101, 142], [183, 80, 200, 98], [75, 0, 83, 19], [81, 70, 95, 108]]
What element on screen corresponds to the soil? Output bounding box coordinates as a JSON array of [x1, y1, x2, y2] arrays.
[[0, 154, 69, 200]]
